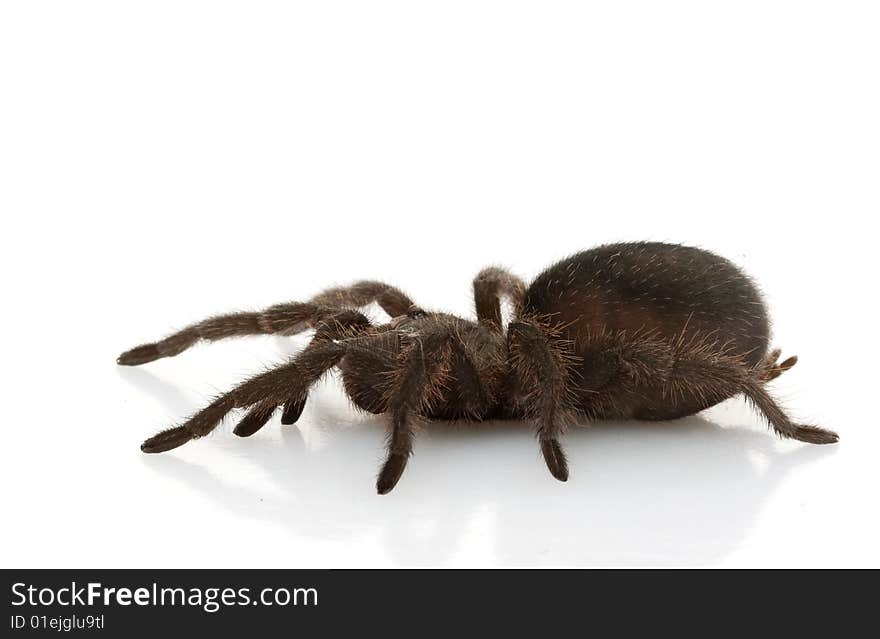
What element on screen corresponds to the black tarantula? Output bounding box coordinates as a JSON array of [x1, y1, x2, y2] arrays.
[[119, 242, 838, 494]]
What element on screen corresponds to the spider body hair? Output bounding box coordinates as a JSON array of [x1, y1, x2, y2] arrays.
[[119, 242, 837, 493]]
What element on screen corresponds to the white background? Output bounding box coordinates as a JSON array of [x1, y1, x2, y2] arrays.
[[2, 1, 877, 568]]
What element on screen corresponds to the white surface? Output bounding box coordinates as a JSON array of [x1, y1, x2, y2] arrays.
[[2, 2, 878, 568]]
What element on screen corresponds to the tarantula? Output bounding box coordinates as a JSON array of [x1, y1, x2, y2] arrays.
[[119, 242, 838, 494]]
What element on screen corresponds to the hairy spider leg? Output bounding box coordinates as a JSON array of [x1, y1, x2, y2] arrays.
[[117, 280, 415, 365], [507, 317, 579, 482], [139, 310, 371, 452], [657, 346, 836, 444], [273, 310, 374, 428], [376, 331, 455, 494], [472, 266, 527, 333], [309, 280, 417, 317], [590, 337, 837, 445]]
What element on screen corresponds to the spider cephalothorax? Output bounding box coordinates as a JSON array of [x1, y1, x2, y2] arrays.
[[119, 242, 838, 494]]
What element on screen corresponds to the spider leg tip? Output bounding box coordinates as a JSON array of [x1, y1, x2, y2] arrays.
[[140, 440, 161, 453], [140, 426, 192, 453], [280, 398, 306, 425], [117, 344, 161, 366], [117, 353, 135, 366], [548, 465, 569, 482], [540, 438, 569, 482], [376, 454, 408, 495], [376, 473, 400, 495], [376, 483, 394, 496], [791, 425, 839, 445]]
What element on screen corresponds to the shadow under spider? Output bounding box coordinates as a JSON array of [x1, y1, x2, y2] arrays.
[[122, 365, 837, 567]]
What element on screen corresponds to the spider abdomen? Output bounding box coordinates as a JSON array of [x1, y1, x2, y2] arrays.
[[522, 242, 771, 420]]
